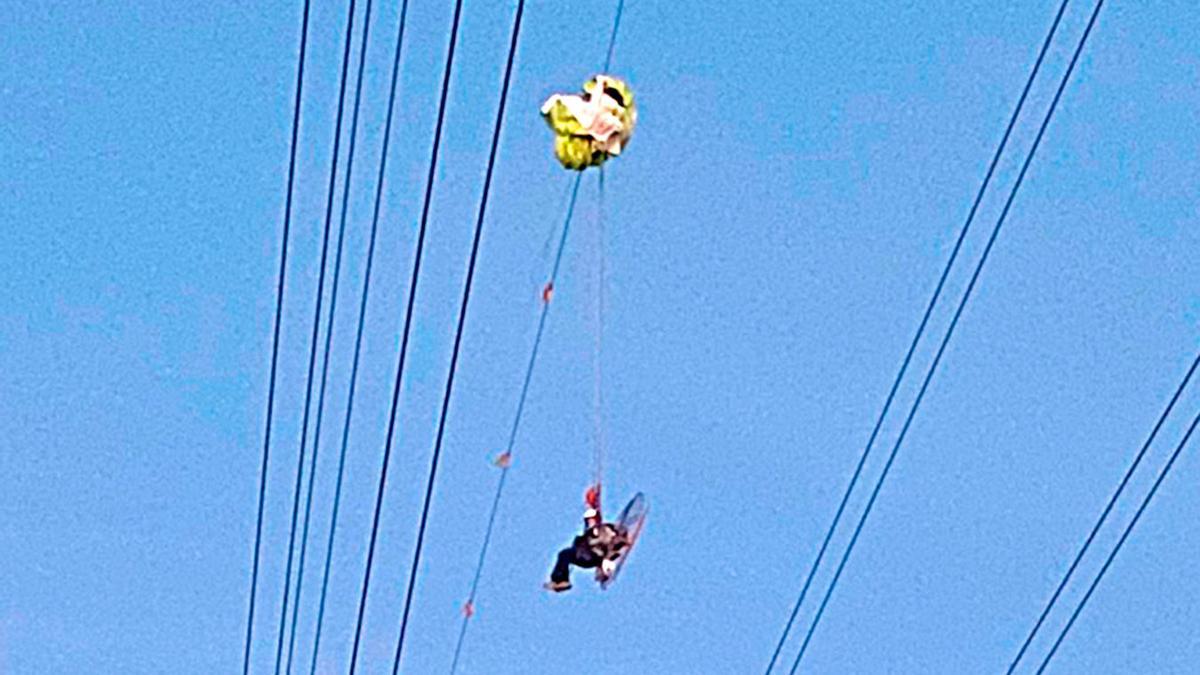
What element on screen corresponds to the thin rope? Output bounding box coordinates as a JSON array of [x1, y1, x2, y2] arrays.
[[390, 0, 525, 671], [305, 2, 410, 673], [593, 168, 607, 490], [450, 3, 624, 668], [280, 0, 376, 671], [764, 0, 1071, 669], [788, 4, 1103, 670], [1007, 348, 1200, 673], [347, 1, 466, 672], [269, 2, 358, 672], [1036, 405, 1200, 673], [243, 2, 312, 672]]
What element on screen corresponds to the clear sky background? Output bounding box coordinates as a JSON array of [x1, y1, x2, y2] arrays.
[[2, 1, 1198, 673]]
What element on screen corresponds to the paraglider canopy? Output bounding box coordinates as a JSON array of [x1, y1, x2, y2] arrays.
[[541, 75, 637, 171]]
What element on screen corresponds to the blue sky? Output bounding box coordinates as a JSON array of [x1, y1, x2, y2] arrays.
[[2, 1, 1198, 673]]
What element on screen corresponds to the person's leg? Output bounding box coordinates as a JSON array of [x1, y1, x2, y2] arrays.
[[550, 547, 575, 585]]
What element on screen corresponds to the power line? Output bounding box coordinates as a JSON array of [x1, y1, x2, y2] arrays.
[[346, 1, 466, 672], [788, 2, 1105, 671], [269, 0, 360, 672], [306, 2, 410, 673], [280, 0, 378, 671], [449, 3, 626, 670], [450, 175, 582, 673], [764, 0, 1071, 670], [390, 1, 526, 672], [243, 2, 312, 672], [1037, 405, 1200, 674], [603, 0, 625, 72], [1007, 349, 1200, 673]]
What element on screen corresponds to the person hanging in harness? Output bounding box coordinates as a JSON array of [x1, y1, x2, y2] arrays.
[[545, 485, 630, 592]]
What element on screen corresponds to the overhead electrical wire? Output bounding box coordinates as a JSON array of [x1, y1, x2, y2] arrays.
[[279, 0, 378, 672], [267, 1, 360, 672], [763, 0, 1071, 670], [346, 1, 466, 672], [603, 0, 624, 72], [450, 2, 626, 670], [449, 173, 582, 671], [305, 2, 411, 673], [1007, 349, 1200, 673], [389, 1, 527, 672], [1036, 406, 1200, 674], [787, 3, 1105, 671], [243, 2, 312, 672]]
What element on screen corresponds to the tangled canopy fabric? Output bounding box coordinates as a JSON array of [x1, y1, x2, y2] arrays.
[[541, 75, 637, 170]]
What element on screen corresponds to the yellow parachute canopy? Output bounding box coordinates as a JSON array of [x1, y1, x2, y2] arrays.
[[540, 75, 637, 171]]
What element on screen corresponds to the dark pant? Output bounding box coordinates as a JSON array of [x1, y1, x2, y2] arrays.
[[550, 538, 601, 584]]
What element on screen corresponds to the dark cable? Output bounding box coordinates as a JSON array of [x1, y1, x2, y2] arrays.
[[280, 0, 377, 671], [603, 0, 624, 72], [448, 3, 625, 669], [390, 1, 526, 672], [450, 175, 582, 673], [764, 0, 1071, 669], [1037, 406, 1200, 674], [269, 1, 359, 672], [347, 1, 466, 672], [1007, 350, 1200, 672], [789, 2, 1104, 670], [306, 3, 410, 674], [243, 2, 312, 672]]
